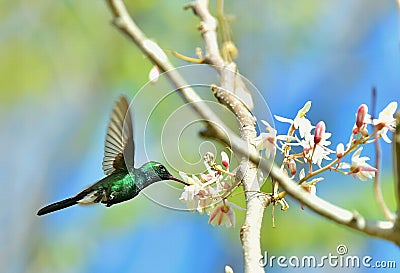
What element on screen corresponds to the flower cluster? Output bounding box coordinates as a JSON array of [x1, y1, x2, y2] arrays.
[[179, 100, 397, 228], [179, 152, 238, 227], [256, 100, 397, 199]]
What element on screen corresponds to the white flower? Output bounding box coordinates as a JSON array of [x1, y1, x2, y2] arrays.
[[297, 117, 314, 139], [179, 172, 201, 208], [294, 101, 312, 127], [340, 147, 377, 181], [311, 145, 332, 167], [274, 101, 313, 137], [179, 171, 217, 214], [299, 126, 333, 167], [255, 120, 277, 158], [373, 101, 397, 143], [255, 133, 276, 159]]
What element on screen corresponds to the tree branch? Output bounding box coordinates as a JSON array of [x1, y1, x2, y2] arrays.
[[185, 0, 253, 108], [184, 0, 225, 67], [211, 85, 268, 273], [185, 1, 266, 271]]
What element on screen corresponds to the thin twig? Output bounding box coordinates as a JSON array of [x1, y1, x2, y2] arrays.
[[395, 0, 400, 230], [394, 112, 400, 230], [371, 87, 394, 220]]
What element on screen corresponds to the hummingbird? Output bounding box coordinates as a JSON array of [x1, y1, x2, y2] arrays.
[[37, 96, 188, 216]]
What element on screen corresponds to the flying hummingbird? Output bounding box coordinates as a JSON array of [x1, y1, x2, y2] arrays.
[[37, 96, 188, 216]]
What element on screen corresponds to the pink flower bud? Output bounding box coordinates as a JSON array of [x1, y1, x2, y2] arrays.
[[336, 143, 344, 158], [314, 121, 325, 145], [356, 104, 368, 129], [288, 160, 297, 176], [221, 151, 229, 169]]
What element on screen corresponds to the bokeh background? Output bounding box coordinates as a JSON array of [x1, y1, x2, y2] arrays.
[[1, 0, 399, 272]]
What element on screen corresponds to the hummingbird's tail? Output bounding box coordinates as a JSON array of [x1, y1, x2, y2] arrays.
[[37, 196, 81, 216], [37, 186, 104, 216]]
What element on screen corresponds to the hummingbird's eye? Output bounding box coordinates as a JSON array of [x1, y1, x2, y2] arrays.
[[154, 164, 165, 173]]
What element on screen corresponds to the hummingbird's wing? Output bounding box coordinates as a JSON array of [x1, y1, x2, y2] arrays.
[[102, 96, 134, 175]]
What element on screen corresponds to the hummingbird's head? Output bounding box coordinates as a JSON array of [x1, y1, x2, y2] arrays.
[[144, 161, 190, 186]]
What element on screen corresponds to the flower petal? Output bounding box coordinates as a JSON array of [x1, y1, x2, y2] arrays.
[[274, 115, 293, 124]]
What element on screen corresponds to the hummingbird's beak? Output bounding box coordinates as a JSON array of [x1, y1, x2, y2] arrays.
[[169, 176, 190, 186]]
